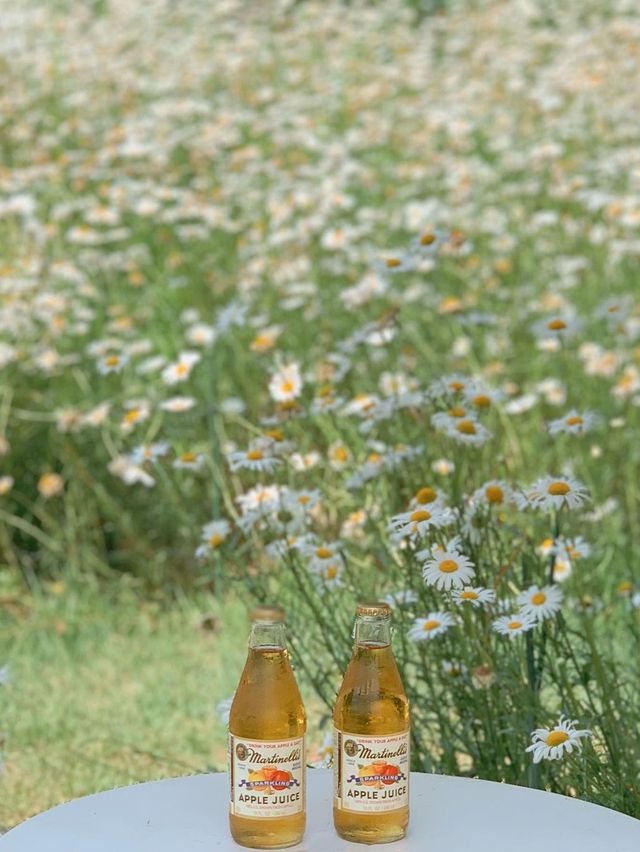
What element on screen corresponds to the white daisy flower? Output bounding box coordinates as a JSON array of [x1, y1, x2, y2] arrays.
[[548, 410, 599, 435], [432, 458, 455, 475], [531, 314, 582, 340], [492, 612, 537, 637], [196, 520, 231, 557], [382, 590, 419, 608], [557, 536, 592, 561], [471, 480, 514, 508], [161, 351, 201, 385], [517, 584, 563, 621], [526, 715, 592, 763], [408, 612, 456, 641], [236, 484, 282, 516], [97, 353, 128, 374], [504, 393, 538, 415], [428, 373, 472, 399], [552, 557, 573, 583], [390, 505, 454, 540], [442, 660, 468, 679], [445, 417, 492, 447], [160, 396, 196, 413], [517, 476, 589, 511], [187, 323, 217, 347], [313, 561, 344, 590], [409, 228, 448, 258], [173, 452, 205, 471], [422, 550, 476, 591], [107, 455, 155, 488], [290, 451, 321, 471], [120, 402, 151, 433], [328, 442, 351, 470], [303, 542, 345, 575], [410, 485, 446, 509], [227, 448, 281, 473], [463, 382, 504, 411], [129, 442, 170, 464], [268, 361, 302, 402], [451, 586, 496, 607]]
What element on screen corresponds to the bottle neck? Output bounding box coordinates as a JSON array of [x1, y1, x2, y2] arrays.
[[354, 615, 391, 648], [249, 621, 287, 650]]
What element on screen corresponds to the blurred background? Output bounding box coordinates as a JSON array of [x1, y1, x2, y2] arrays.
[[2, 0, 640, 832]]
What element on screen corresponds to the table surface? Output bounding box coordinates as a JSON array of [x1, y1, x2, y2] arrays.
[[2, 769, 639, 851]]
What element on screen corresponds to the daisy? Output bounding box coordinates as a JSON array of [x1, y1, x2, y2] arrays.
[[408, 612, 455, 641], [531, 315, 582, 340], [492, 612, 537, 637], [160, 396, 196, 413], [518, 476, 589, 511], [0, 476, 14, 495], [472, 480, 514, 508], [409, 228, 448, 257], [108, 456, 155, 488], [442, 660, 468, 679], [526, 716, 592, 764], [173, 452, 205, 471], [548, 410, 599, 435], [97, 353, 128, 374], [37, 473, 64, 498], [552, 558, 573, 583], [161, 351, 201, 385], [517, 584, 563, 621], [236, 484, 282, 517], [196, 520, 231, 557], [373, 251, 416, 276], [382, 590, 419, 608], [290, 451, 321, 471], [463, 382, 504, 411], [422, 550, 476, 591], [120, 402, 150, 433], [328, 442, 351, 470], [186, 323, 217, 347], [504, 393, 538, 415], [303, 542, 345, 574], [428, 373, 471, 399], [452, 586, 496, 607], [445, 418, 492, 447], [313, 561, 344, 590], [282, 489, 322, 517], [556, 536, 591, 562], [390, 504, 454, 539], [432, 458, 455, 475], [227, 448, 281, 473], [129, 442, 170, 464], [269, 361, 302, 402]]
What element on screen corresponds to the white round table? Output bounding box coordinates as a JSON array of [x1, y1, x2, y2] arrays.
[[2, 769, 639, 851]]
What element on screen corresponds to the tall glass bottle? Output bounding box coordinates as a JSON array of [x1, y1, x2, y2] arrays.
[[229, 605, 306, 849], [333, 601, 410, 844]]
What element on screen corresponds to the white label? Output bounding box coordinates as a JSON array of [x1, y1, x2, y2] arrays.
[[334, 729, 410, 813], [229, 734, 305, 818]]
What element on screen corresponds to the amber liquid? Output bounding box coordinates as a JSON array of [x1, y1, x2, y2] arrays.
[[229, 646, 306, 849], [333, 641, 410, 844]]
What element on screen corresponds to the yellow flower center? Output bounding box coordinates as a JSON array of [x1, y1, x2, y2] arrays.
[[410, 510, 431, 523], [548, 482, 570, 496], [485, 485, 504, 504], [457, 420, 477, 435], [367, 452, 382, 464], [423, 619, 441, 631], [420, 232, 436, 246], [385, 257, 402, 268], [297, 495, 310, 505], [473, 394, 492, 408], [449, 380, 465, 391], [246, 450, 264, 461], [280, 379, 295, 394], [531, 592, 547, 606], [208, 534, 224, 548], [547, 319, 567, 331], [507, 620, 523, 630], [176, 363, 189, 376], [460, 590, 479, 600], [180, 452, 196, 463], [265, 429, 283, 441], [315, 547, 333, 559], [618, 581, 632, 594], [439, 559, 459, 573], [332, 446, 349, 462], [415, 486, 437, 504], [448, 406, 466, 417], [105, 355, 120, 367], [565, 416, 583, 426], [325, 565, 338, 580], [540, 537, 554, 550], [546, 731, 569, 747], [123, 408, 141, 423]]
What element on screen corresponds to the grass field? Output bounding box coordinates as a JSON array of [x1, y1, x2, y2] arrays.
[[2, 0, 640, 831]]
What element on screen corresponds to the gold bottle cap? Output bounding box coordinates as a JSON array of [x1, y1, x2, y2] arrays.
[[250, 604, 286, 623], [355, 601, 391, 618]]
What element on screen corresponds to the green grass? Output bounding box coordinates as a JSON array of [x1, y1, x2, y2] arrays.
[[0, 584, 249, 831]]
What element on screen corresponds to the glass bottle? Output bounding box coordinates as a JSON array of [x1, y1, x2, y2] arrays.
[[333, 601, 410, 844], [229, 605, 306, 849]]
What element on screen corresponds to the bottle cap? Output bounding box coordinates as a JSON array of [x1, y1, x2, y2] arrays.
[[250, 604, 286, 623], [355, 601, 391, 618]]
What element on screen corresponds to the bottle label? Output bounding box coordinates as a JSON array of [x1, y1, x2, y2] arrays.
[[229, 734, 305, 818], [334, 729, 410, 813]]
